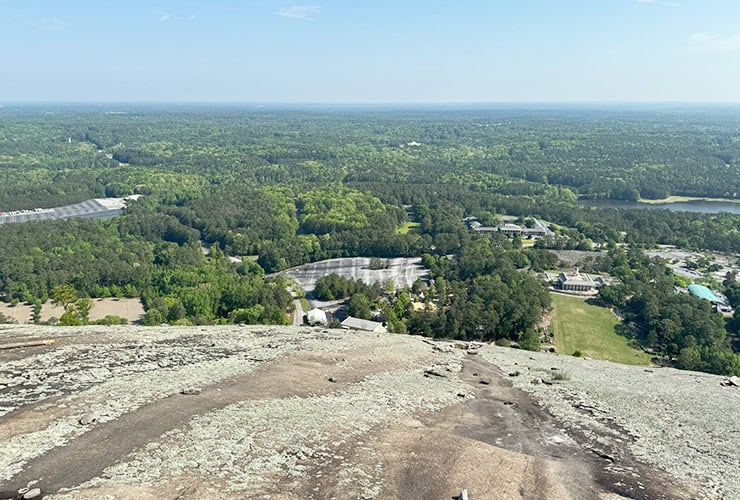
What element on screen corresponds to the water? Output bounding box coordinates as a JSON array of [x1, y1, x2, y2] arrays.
[[580, 199, 740, 215]]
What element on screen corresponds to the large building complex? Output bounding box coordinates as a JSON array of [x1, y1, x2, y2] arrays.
[[0, 196, 142, 225], [466, 218, 552, 238], [544, 270, 615, 293]]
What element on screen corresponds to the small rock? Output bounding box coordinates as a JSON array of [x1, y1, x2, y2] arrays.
[[478, 379, 491, 385], [508, 371, 521, 377], [720, 376, 740, 387], [23, 488, 42, 499], [466, 350, 479, 355], [79, 413, 97, 425], [432, 345, 453, 354], [644, 369, 654, 373], [180, 387, 202, 395], [550, 367, 559, 371], [503, 401, 515, 406], [328, 377, 337, 383], [531, 378, 543, 385]]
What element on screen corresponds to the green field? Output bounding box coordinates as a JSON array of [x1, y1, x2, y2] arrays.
[[550, 293, 652, 365], [395, 221, 421, 234]]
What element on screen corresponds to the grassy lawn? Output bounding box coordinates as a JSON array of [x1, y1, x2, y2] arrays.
[[550, 293, 651, 365], [395, 221, 421, 235]]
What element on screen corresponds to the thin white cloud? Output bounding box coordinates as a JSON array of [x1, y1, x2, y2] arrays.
[[29, 17, 67, 31], [275, 5, 320, 20], [633, 0, 681, 5], [189, 14, 197, 21], [691, 32, 719, 42], [690, 32, 740, 52], [159, 13, 171, 22]]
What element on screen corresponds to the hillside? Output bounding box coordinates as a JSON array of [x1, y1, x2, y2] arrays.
[[0, 325, 738, 500]]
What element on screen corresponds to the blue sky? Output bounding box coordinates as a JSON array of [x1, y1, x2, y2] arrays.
[[1, 0, 740, 102]]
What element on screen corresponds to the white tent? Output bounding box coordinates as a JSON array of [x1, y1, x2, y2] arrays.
[[307, 308, 328, 326]]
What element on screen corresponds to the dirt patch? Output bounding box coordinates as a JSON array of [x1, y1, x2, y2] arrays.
[[0, 298, 144, 325]]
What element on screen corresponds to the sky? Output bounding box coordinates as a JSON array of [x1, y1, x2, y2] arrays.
[[1, 0, 740, 103]]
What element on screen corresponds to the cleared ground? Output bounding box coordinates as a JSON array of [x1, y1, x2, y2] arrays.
[[0, 299, 144, 325], [395, 221, 421, 234], [550, 293, 652, 365], [0, 325, 734, 499]]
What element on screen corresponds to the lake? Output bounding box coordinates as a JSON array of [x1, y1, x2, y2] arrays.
[[580, 199, 740, 215]]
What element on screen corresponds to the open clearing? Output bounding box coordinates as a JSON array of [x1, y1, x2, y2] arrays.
[[550, 293, 652, 365], [0, 325, 737, 499], [0, 299, 144, 325], [395, 221, 421, 234]]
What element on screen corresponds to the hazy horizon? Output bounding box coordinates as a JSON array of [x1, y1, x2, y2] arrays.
[[3, 0, 740, 103]]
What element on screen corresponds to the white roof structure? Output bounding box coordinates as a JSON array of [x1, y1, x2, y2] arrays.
[[341, 316, 387, 333], [307, 308, 328, 325], [559, 272, 597, 288]]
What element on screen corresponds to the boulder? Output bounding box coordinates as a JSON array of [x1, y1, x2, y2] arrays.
[[79, 413, 97, 425], [23, 488, 42, 499]]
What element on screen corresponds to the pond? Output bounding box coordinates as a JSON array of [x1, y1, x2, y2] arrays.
[[580, 199, 740, 215]]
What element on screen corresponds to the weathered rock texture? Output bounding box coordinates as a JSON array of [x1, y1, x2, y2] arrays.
[[0, 325, 736, 499]]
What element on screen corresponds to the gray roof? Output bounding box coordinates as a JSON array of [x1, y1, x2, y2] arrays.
[[341, 316, 384, 331], [560, 272, 596, 287], [0, 196, 141, 225]]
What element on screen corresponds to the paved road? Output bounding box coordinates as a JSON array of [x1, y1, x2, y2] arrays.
[[292, 294, 305, 326]]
